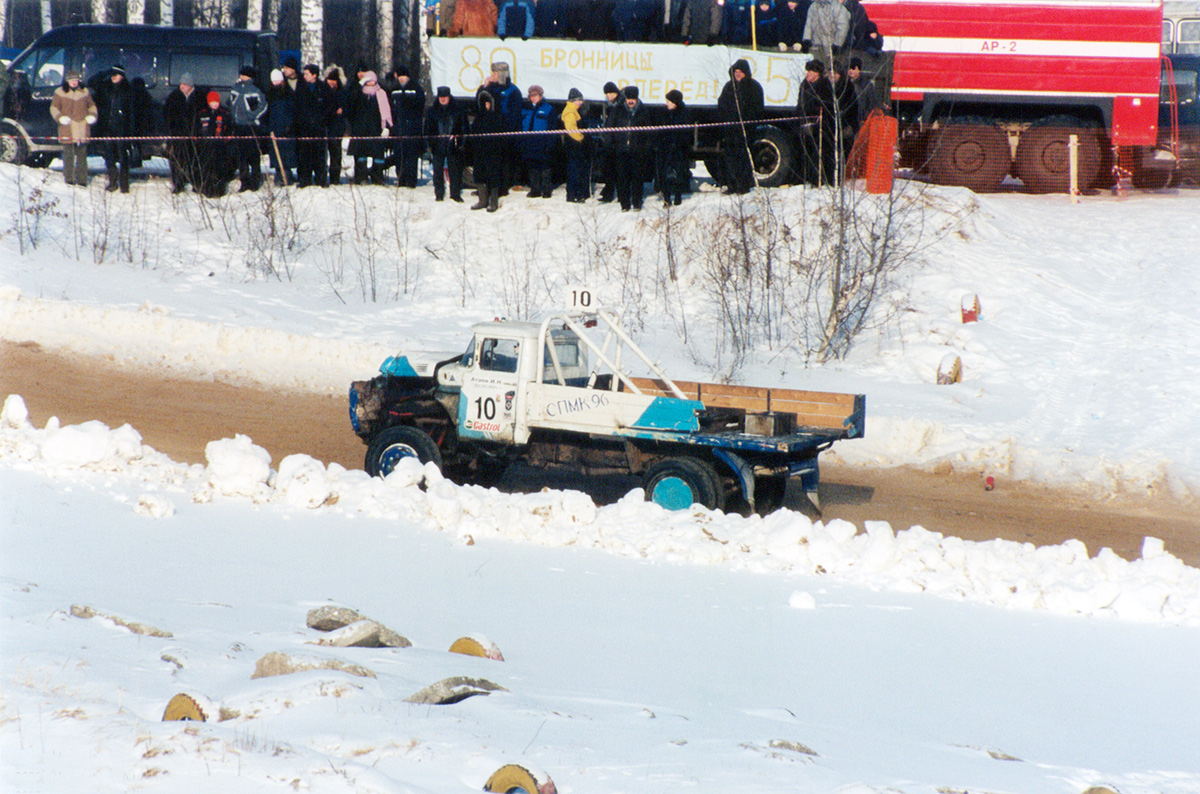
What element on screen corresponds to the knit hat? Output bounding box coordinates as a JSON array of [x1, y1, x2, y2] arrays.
[[567, 87, 583, 101], [110, 64, 126, 76], [304, 63, 320, 76], [179, 72, 194, 86], [270, 68, 284, 84], [603, 81, 619, 95], [394, 64, 409, 78], [239, 65, 256, 78], [665, 89, 683, 105], [806, 59, 825, 74], [283, 56, 300, 71], [207, 91, 221, 104], [436, 85, 452, 97], [623, 85, 639, 99], [65, 69, 81, 81], [849, 56, 863, 70]]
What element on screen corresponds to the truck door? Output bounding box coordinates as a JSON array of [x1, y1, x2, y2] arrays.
[[458, 336, 524, 443]]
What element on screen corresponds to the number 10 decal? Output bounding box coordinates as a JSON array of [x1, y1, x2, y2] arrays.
[[474, 396, 496, 420]]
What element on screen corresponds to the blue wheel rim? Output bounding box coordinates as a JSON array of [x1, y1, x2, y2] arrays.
[[378, 443, 419, 476], [651, 476, 694, 510]]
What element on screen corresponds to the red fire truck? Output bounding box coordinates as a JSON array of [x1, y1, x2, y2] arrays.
[[864, 0, 1170, 192]]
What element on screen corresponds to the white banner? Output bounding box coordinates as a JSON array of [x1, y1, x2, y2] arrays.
[[429, 37, 811, 107]]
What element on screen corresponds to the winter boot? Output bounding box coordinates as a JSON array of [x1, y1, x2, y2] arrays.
[[487, 186, 499, 212], [471, 184, 489, 210]]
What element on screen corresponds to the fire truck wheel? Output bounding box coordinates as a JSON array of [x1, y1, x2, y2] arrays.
[[1015, 117, 1101, 194], [750, 126, 794, 187], [365, 425, 444, 478], [0, 122, 30, 167], [483, 763, 557, 794], [1131, 164, 1172, 190], [929, 118, 1010, 193], [643, 457, 725, 512]]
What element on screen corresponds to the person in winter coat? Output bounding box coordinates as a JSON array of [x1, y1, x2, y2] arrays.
[[468, 91, 510, 211], [194, 91, 235, 197], [95, 65, 134, 193], [848, 56, 880, 123], [612, 0, 658, 41], [829, 59, 858, 164], [754, 0, 780, 48], [802, 0, 850, 57], [476, 62, 522, 192], [229, 65, 268, 191], [775, 0, 809, 50], [721, 0, 754, 45], [519, 85, 560, 198], [349, 70, 393, 184], [579, 0, 616, 39], [128, 77, 155, 170], [717, 58, 764, 193], [656, 89, 692, 205], [604, 85, 653, 210], [796, 58, 836, 186], [265, 69, 297, 185], [535, 0, 566, 38], [164, 73, 203, 193], [681, 0, 721, 44], [596, 81, 621, 202], [294, 64, 330, 187], [424, 86, 466, 202], [561, 87, 591, 203], [51, 71, 98, 187], [497, 0, 536, 39], [448, 0, 498, 37], [324, 67, 349, 185], [388, 65, 426, 187]]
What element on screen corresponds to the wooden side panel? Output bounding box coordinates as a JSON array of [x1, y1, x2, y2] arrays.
[[626, 377, 861, 431]]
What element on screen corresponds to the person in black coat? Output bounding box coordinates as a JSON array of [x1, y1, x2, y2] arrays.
[[656, 89, 692, 205], [388, 65, 426, 188], [163, 73, 203, 193], [425, 86, 466, 202], [324, 67, 349, 185], [293, 64, 330, 188], [468, 91, 510, 211], [194, 91, 235, 197], [796, 58, 836, 186], [776, 0, 809, 50], [604, 85, 653, 210], [830, 59, 859, 167], [717, 58, 764, 194], [348, 70, 393, 184], [95, 65, 134, 192]]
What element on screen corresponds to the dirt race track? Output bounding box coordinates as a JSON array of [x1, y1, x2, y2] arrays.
[[4, 340, 1198, 567]]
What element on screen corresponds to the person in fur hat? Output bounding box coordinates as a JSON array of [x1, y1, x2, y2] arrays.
[[324, 66, 349, 185], [425, 86, 466, 202], [50, 71, 98, 186]]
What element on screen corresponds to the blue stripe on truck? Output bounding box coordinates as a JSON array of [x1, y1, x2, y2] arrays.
[[631, 397, 703, 431]]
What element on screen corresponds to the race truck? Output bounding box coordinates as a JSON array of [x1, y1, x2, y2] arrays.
[[349, 309, 865, 514]]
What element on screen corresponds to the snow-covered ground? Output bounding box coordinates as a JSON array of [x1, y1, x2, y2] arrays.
[[2, 161, 1199, 793]]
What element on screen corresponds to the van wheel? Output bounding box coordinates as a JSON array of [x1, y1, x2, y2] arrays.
[[365, 425, 443, 477], [751, 126, 794, 187], [1015, 116, 1101, 194], [929, 118, 1009, 193], [0, 123, 29, 166], [643, 457, 725, 511]]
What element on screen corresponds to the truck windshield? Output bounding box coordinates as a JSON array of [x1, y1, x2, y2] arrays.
[[13, 47, 65, 94]]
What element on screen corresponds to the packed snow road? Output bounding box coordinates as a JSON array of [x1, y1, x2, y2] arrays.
[[5, 340, 1197, 566]]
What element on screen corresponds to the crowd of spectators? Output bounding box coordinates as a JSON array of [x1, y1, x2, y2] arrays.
[[433, 0, 882, 53]]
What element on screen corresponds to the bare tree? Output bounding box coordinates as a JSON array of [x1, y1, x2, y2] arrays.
[[89, 0, 105, 23], [301, 0, 323, 68], [378, 0, 394, 73]]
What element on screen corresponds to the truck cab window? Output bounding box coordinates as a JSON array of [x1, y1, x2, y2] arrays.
[[480, 338, 520, 374], [1180, 20, 1200, 54], [20, 47, 65, 94]]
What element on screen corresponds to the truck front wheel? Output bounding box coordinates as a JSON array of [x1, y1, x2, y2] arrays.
[[365, 425, 444, 477], [1015, 116, 1101, 194], [643, 457, 725, 512], [929, 118, 1009, 193]]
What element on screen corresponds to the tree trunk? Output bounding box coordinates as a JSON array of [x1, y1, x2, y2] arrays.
[[38, 0, 51, 33], [128, 0, 146, 24], [378, 0, 394, 74], [266, 0, 280, 32], [301, 0, 324, 68], [360, 0, 374, 71], [247, 0, 263, 30], [91, 0, 106, 24], [161, 0, 174, 26]]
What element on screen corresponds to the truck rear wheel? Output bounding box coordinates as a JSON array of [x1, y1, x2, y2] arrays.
[[643, 457, 725, 512], [1015, 116, 1101, 194], [0, 122, 30, 166], [365, 425, 443, 477], [929, 118, 1009, 193], [751, 126, 794, 187]]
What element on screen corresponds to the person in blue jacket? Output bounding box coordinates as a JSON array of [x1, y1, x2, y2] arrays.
[[612, 0, 658, 41], [519, 84, 560, 198], [721, 0, 754, 45], [497, 0, 536, 39]]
